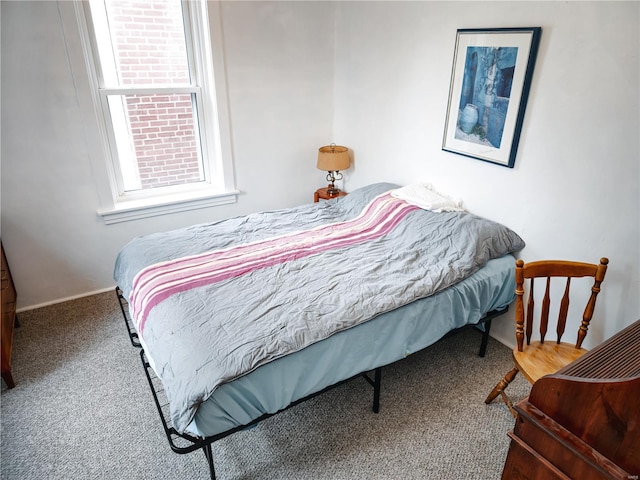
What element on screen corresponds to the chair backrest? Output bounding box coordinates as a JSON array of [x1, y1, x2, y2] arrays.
[[515, 258, 608, 352]]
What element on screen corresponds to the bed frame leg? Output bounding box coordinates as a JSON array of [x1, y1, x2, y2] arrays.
[[372, 367, 382, 413], [479, 318, 492, 358], [362, 367, 383, 413], [202, 443, 216, 480]]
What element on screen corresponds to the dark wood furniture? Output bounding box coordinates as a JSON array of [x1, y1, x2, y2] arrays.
[[501, 319, 640, 479], [1, 242, 17, 388], [314, 186, 347, 202], [485, 258, 609, 415]]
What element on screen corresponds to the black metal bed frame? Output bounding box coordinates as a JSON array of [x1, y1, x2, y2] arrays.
[[115, 286, 506, 480]]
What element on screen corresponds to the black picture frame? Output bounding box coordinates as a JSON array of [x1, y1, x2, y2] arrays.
[[442, 27, 542, 168]]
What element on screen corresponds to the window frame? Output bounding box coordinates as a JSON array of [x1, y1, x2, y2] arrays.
[[74, 0, 237, 224]]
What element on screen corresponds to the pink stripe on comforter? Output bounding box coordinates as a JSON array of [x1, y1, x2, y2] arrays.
[[130, 193, 418, 335]]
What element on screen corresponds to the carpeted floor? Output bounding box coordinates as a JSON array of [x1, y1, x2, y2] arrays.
[[1, 291, 530, 479]]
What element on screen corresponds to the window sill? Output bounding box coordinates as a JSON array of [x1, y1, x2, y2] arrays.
[[98, 188, 239, 225]]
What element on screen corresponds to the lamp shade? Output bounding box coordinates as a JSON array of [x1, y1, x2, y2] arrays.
[[317, 145, 350, 171]]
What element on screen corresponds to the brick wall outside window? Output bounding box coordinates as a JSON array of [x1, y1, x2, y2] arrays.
[[108, 0, 202, 190]]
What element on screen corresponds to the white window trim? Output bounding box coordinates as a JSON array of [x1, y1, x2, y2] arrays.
[[96, 187, 238, 225], [72, 0, 237, 224]]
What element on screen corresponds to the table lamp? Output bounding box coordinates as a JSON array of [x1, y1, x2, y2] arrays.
[[317, 144, 350, 196]]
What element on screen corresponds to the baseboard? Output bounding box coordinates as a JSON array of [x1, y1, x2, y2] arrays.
[[16, 286, 117, 313], [489, 331, 516, 350]]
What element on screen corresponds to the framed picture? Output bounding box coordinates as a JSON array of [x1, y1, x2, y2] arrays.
[[442, 27, 542, 168]]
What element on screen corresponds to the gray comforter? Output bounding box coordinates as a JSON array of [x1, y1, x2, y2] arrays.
[[114, 183, 524, 433]]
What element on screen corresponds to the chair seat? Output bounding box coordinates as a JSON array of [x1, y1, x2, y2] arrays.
[[513, 341, 588, 384]]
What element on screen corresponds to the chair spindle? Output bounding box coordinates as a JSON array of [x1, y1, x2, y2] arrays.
[[557, 278, 571, 343], [540, 277, 551, 343], [525, 278, 534, 346]]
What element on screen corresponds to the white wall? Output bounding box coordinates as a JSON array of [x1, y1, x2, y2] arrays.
[[333, 1, 640, 347], [1, 1, 335, 307], [1, 1, 638, 348]]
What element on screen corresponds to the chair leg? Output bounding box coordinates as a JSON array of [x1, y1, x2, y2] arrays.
[[484, 367, 519, 404], [499, 389, 518, 419]]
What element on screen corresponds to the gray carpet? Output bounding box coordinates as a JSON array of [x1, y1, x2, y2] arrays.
[[1, 291, 530, 479]]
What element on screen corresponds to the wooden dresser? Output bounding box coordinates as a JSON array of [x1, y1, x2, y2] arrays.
[[501, 319, 640, 479], [1, 243, 17, 388]]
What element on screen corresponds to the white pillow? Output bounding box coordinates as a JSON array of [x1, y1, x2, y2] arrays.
[[390, 183, 463, 212]]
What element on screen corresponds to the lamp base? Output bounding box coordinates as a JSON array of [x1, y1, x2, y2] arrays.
[[323, 170, 344, 197], [326, 183, 341, 196]]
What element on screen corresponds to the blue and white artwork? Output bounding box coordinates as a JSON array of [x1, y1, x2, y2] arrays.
[[455, 46, 518, 148]]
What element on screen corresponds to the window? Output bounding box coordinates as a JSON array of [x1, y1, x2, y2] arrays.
[[76, 0, 236, 223]]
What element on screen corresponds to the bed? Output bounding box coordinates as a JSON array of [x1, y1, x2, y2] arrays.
[[114, 182, 525, 479]]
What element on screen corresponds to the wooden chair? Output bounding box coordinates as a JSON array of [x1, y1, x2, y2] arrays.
[[485, 257, 609, 417]]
